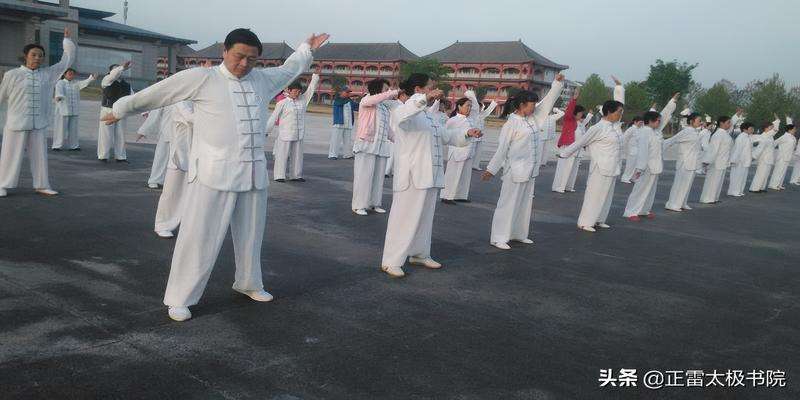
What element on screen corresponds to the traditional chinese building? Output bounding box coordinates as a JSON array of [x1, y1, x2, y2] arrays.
[[425, 40, 569, 113]]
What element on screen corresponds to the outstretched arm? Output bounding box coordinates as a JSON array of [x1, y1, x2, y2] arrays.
[[255, 33, 327, 101], [265, 99, 286, 134], [657, 93, 679, 132], [47, 27, 76, 82], [532, 74, 565, 127], [300, 73, 320, 107]]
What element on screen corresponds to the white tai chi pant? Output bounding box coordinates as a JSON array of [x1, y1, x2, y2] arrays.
[[98, 107, 127, 160], [52, 115, 79, 150], [621, 157, 636, 183], [273, 139, 304, 180], [699, 168, 726, 203], [328, 126, 353, 158], [0, 128, 52, 190], [471, 141, 484, 170], [552, 155, 577, 192], [623, 171, 659, 217], [567, 158, 581, 191], [352, 152, 387, 211], [381, 187, 437, 268], [440, 159, 473, 200], [163, 182, 267, 307], [768, 160, 790, 189], [154, 168, 188, 232], [665, 164, 696, 209], [490, 175, 535, 244], [790, 161, 800, 184], [148, 138, 170, 186], [727, 166, 749, 196], [577, 171, 617, 228], [749, 163, 772, 192]]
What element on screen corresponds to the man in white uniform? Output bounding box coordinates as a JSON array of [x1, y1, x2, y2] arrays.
[[768, 124, 797, 190], [102, 28, 328, 321], [699, 116, 734, 204], [52, 68, 94, 151], [726, 122, 756, 197], [266, 73, 319, 182], [137, 106, 173, 189], [663, 113, 703, 210], [0, 27, 74, 198]]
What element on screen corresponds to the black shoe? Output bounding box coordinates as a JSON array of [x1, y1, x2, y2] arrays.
[[52, 148, 62, 151], [328, 157, 338, 160], [441, 199, 457, 205], [116, 159, 129, 164], [275, 179, 286, 183], [99, 158, 108, 163], [290, 178, 306, 182], [69, 148, 81, 151], [454, 199, 471, 203]]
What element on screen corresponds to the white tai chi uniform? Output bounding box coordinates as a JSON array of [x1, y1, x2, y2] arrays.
[[52, 75, 94, 150], [110, 42, 313, 307], [565, 117, 592, 192], [98, 65, 134, 161], [351, 90, 397, 211], [695, 128, 712, 175], [440, 113, 478, 201], [553, 109, 593, 193], [749, 121, 779, 192], [465, 90, 497, 170], [485, 79, 563, 244], [154, 101, 194, 233], [663, 126, 701, 209], [267, 74, 318, 180], [0, 37, 75, 191], [726, 132, 755, 197], [560, 85, 625, 228], [620, 124, 640, 183], [699, 128, 733, 203], [137, 106, 173, 187], [329, 97, 357, 159], [789, 142, 800, 185], [539, 108, 565, 167], [380, 93, 472, 268], [768, 132, 797, 190]]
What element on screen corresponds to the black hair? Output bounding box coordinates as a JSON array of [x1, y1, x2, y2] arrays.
[[762, 121, 774, 130], [22, 43, 45, 57], [450, 97, 471, 118], [403, 73, 429, 93], [367, 79, 389, 96], [440, 99, 451, 109], [631, 116, 644, 123], [740, 122, 754, 132], [717, 116, 731, 125], [573, 104, 586, 117], [643, 110, 661, 125], [601, 100, 624, 116], [787, 124, 796, 131], [61, 68, 76, 79], [398, 81, 413, 97], [287, 79, 303, 91], [224, 28, 263, 56], [686, 112, 702, 125], [500, 90, 539, 118]]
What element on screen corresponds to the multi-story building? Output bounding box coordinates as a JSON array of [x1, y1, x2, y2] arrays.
[[425, 40, 569, 113]]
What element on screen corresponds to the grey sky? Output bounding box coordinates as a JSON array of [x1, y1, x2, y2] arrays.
[[71, 0, 799, 88]]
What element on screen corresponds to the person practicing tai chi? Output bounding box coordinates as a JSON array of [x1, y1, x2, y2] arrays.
[[749, 117, 780, 193], [540, 107, 565, 167], [464, 88, 497, 171], [153, 101, 195, 238], [622, 93, 678, 221], [98, 61, 134, 163], [552, 87, 589, 193], [699, 116, 734, 204], [726, 122, 756, 197], [329, 87, 359, 160], [440, 96, 479, 204], [379, 73, 482, 278], [0, 27, 74, 198], [768, 123, 797, 190], [663, 113, 703, 210], [482, 74, 565, 249], [52, 68, 94, 151], [137, 106, 173, 189], [351, 78, 398, 215], [266, 73, 319, 182], [101, 28, 328, 321], [558, 77, 625, 232], [620, 117, 644, 183]]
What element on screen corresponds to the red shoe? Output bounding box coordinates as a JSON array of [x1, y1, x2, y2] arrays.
[[627, 215, 641, 222], [646, 212, 655, 219]]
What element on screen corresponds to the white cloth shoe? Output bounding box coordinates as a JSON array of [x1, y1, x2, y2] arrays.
[[147, 183, 160, 189], [35, 189, 58, 196], [353, 209, 368, 216], [235, 288, 274, 302], [514, 238, 534, 244], [168, 306, 192, 322], [492, 242, 511, 250], [156, 230, 174, 238], [381, 265, 405, 278], [408, 256, 442, 269], [596, 223, 611, 229], [372, 206, 386, 214], [682, 205, 693, 210], [0, 188, 6, 197], [579, 226, 596, 232]]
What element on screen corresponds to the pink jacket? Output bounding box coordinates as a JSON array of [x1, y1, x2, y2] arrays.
[[356, 89, 399, 142]]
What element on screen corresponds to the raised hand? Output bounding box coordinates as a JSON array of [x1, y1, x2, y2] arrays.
[[671, 92, 680, 101], [122, 61, 132, 70], [572, 86, 581, 99], [555, 73, 565, 82], [426, 89, 443, 101], [307, 33, 330, 50], [611, 75, 621, 85]]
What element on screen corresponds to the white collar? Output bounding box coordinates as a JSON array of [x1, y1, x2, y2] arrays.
[[218, 63, 249, 81]]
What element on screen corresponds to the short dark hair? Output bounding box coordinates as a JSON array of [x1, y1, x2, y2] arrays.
[[762, 121, 774, 130], [686, 112, 701, 125], [398, 81, 413, 97], [786, 124, 796, 131], [22, 43, 45, 57], [403, 73, 429, 93], [287, 79, 303, 91], [740, 122, 754, 131], [717, 116, 731, 125], [501, 90, 539, 118], [601, 100, 624, 116], [573, 104, 586, 116], [643, 110, 661, 125], [61, 68, 76, 79], [367, 79, 389, 96], [632, 116, 644, 123], [224, 28, 263, 56], [450, 97, 470, 118]]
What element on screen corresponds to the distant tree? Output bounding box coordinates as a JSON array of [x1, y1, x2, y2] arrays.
[[622, 81, 653, 122], [578, 74, 611, 111], [694, 82, 737, 120], [745, 74, 793, 128], [644, 59, 697, 108], [399, 58, 450, 82]]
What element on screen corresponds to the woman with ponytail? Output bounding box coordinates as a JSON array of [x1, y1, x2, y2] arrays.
[[481, 74, 565, 250]]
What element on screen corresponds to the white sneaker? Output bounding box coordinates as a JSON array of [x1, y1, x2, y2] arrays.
[[35, 189, 59, 196], [492, 242, 511, 250], [372, 206, 387, 214], [579, 226, 596, 232], [596, 223, 611, 229], [353, 209, 368, 216], [0, 188, 6, 197], [515, 238, 534, 244], [381, 265, 405, 278], [147, 183, 160, 189], [235, 288, 274, 302], [682, 205, 693, 210], [155, 230, 174, 238], [168, 306, 192, 322], [408, 256, 442, 269]]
